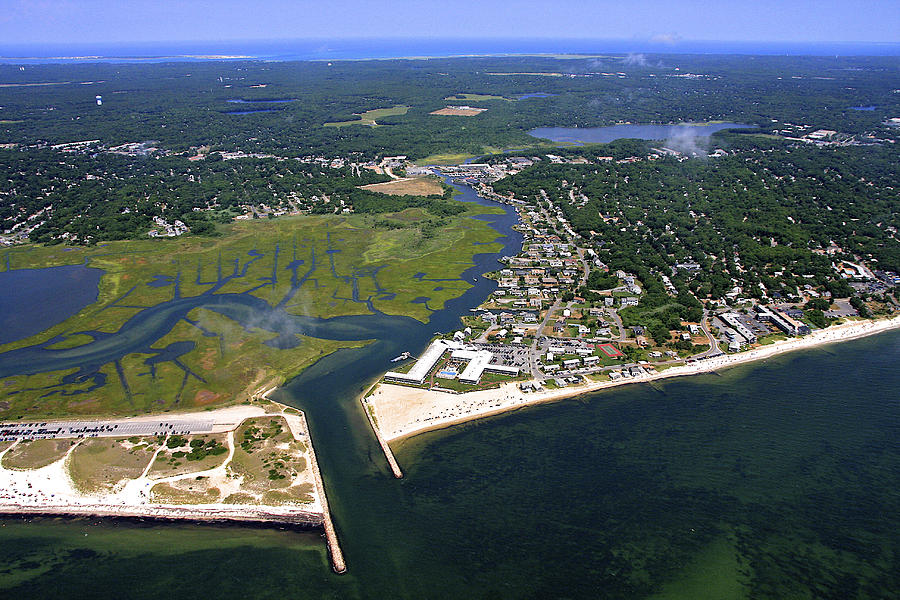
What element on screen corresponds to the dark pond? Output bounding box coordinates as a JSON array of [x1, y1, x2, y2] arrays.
[[0, 264, 103, 345], [226, 98, 298, 104]]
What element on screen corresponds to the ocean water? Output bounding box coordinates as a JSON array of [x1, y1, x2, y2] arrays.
[[2, 38, 900, 63], [1, 328, 897, 599]]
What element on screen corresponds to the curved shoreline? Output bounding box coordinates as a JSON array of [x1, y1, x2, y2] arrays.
[[0, 177, 519, 579], [366, 316, 900, 445]]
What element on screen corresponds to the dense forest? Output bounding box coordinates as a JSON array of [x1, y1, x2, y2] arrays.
[[1, 54, 898, 160], [0, 149, 461, 243], [1, 54, 898, 251], [494, 139, 899, 297]]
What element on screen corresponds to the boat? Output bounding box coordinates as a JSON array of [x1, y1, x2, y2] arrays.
[[391, 352, 411, 363]]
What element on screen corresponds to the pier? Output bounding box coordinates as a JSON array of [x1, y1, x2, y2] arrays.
[[361, 384, 404, 479], [300, 411, 347, 573]]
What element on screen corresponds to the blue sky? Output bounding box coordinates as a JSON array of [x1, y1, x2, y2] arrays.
[[1, 0, 898, 46]]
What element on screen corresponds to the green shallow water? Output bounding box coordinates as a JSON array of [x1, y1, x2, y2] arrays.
[[1, 330, 898, 599]]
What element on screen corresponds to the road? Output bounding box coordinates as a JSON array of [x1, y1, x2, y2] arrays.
[[528, 298, 561, 378], [696, 310, 723, 358]]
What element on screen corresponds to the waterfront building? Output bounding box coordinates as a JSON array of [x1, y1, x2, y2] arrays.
[[756, 305, 811, 336], [720, 313, 757, 344], [384, 340, 518, 386]]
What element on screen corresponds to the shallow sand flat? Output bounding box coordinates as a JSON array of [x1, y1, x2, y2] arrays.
[[368, 316, 900, 442]]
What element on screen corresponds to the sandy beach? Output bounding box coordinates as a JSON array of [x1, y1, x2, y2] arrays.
[[0, 403, 324, 525], [366, 316, 900, 443], [0, 398, 347, 571]]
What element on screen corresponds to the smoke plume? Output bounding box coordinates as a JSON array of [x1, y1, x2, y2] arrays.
[[622, 53, 649, 67], [664, 126, 709, 158]]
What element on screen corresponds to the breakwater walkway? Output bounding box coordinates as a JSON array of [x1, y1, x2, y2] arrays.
[[298, 411, 347, 573], [360, 384, 404, 479]]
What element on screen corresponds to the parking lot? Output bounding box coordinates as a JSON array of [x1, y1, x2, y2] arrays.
[[0, 418, 216, 441], [826, 299, 859, 318], [473, 342, 532, 368]]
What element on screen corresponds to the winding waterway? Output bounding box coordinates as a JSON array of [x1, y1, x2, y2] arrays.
[[0, 182, 898, 599], [0, 232, 429, 401]]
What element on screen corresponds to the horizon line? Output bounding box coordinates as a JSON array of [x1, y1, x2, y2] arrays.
[[3, 36, 900, 48]]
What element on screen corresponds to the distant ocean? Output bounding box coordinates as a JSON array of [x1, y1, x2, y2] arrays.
[[2, 37, 900, 63]]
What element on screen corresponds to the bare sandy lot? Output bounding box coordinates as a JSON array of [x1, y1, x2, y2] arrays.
[[359, 177, 443, 196], [430, 107, 487, 116]]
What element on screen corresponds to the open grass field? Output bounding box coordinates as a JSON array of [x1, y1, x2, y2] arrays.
[[358, 176, 444, 197], [415, 152, 482, 165], [1, 439, 74, 469], [0, 203, 503, 419], [415, 143, 557, 166], [68, 438, 155, 493], [323, 104, 409, 127], [740, 133, 785, 140]]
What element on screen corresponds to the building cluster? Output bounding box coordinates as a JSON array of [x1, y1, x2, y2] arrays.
[[108, 141, 163, 157], [755, 305, 811, 337], [710, 305, 813, 352], [1, 202, 51, 245], [148, 216, 189, 238], [542, 345, 603, 373], [719, 312, 758, 351], [384, 340, 519, 386], [606, 364, 654, 381], [766, 122, 892, 147], [491, 235, 584, 308], [436, 163, 512, 184]]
